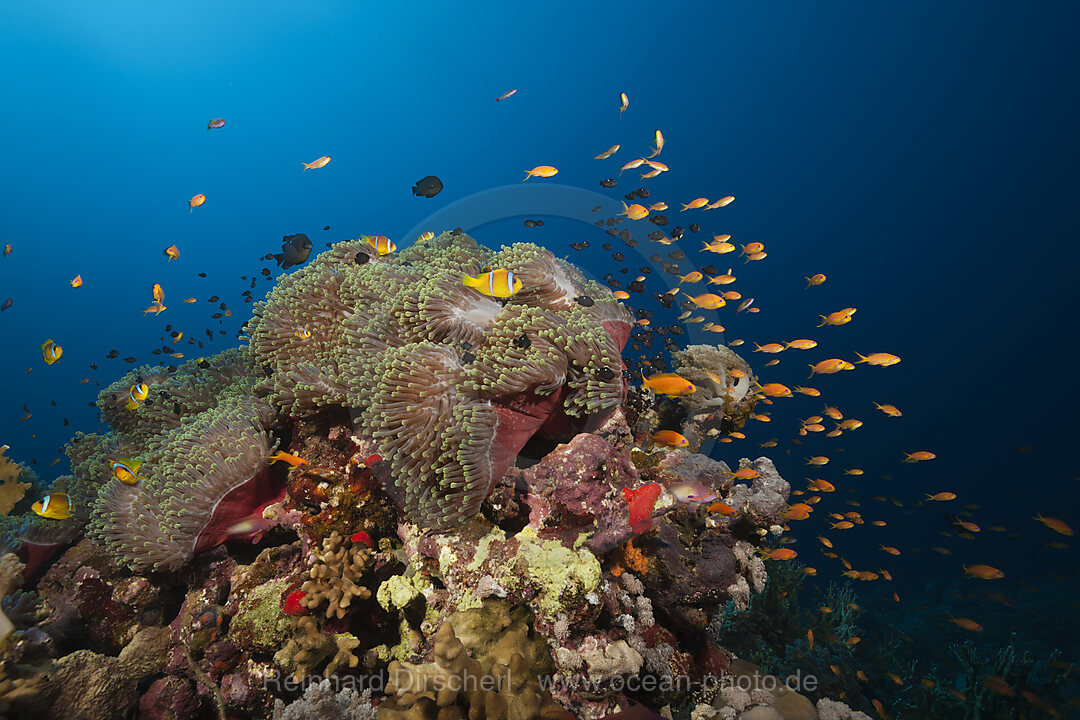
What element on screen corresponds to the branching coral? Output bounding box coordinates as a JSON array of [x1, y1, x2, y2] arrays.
[[274, 616, 361, 681], [248, 232, 632, 531], [299, 530, 373, 619]]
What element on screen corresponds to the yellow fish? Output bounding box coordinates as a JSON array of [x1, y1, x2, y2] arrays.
[[32, 493, 71, 520], [111, 458, 143, 485], [642, 372, 696, 397], [41, 339, 62, 364], [417, 231, 435, 242], [296, 328, 312, 340], [126, 382, 149, 410], [462, 269, 522, 298], [70, 274, 83, 288], [523, 165, 558, 180], [594, 144, 620, 160]]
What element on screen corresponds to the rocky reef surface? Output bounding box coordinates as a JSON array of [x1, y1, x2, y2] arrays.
[[0, 233, 867, 720]]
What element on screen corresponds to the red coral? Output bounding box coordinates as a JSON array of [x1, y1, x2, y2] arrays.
[[622, 483, 661, 533], [350, 531, 373, 547]]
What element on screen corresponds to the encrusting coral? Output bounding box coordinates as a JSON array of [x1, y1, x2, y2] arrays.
[[247, 231, 632, 531]]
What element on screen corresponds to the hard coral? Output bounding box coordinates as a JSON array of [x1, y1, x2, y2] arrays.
[[300, 530, 373, 619], [248, 232, 632, 531]]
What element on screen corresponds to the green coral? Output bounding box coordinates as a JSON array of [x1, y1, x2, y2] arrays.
[[230, 578, 295, 653]]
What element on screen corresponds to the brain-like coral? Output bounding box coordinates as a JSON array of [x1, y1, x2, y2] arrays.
[[248, 232, 632, 531]]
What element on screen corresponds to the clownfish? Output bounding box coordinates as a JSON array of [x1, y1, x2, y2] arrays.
[[364, 235, 396, 256], [41, 339, 62, 365], [126, 382, 150, 410], [111, 458, 143, 485], [295, 328, 312, 340], [32, 493, 71, 520], [462, 269, 522, 298]]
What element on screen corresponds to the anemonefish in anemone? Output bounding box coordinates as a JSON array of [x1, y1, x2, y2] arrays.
[[111, 458, 143, 485], [364, 235, 396, 255], [41, 339, 62, 364], [462, 269, 522, 298], [126, 383, 150, 410], [32, 493, 71, 520]]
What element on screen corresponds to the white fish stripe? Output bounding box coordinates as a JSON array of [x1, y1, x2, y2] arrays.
[[41, 495, 50, 514]]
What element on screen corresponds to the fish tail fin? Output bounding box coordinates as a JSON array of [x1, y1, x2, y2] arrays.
[[301, 162, 309, 171], [805, 277, 812, 288], [522, 171, 531, 181], [816, 316, 827, 327], [462, 275, 479, 288], [808, 365, 816, 379]]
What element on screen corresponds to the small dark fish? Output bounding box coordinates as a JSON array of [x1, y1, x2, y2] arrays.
[[261, 268, 272, 276], [600, 179, 617, 188], [606, 228, 619, 237], [174, 403, 182, 415], [649, 215, 668, 226], [63, 418, 69, 426], [323, 225, 330, 231], [523, 220, 537, 228], [612, 253, 625, 262], [89, 363, 98, 369], [671, 227, 684, 241], [123, 357, 137, 363], [211, 313, 222, 319], [688, 223, 700, 233], [462, 352, 475, 364], [106, 350, 119, 359], [624, 191, 638, 201], [412, 175, 443, 198], [0, 298, 10, 311], [575, 296, 594, 307], [355, 252, 370, 265], [207, 118, 226, 130], [629, 280, 645, 293], [198, 272, 207, 278], [635, 188, 649, 198], [668, 250, 686, 261], [209, 295, 219, 302], [602, 243, 612, 251], [274, 233, 313, 270], [591, 206, 602, 212], [569, 242, 589, 251], [199, 360, 211, 369], [596, 367, 615, 381], [514, 334, 531, 349]]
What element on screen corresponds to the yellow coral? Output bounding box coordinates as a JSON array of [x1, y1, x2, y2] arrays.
[[0, 446, 28, 515]]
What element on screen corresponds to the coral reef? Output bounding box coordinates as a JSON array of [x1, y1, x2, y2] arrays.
[[271, 678, 377, 720]]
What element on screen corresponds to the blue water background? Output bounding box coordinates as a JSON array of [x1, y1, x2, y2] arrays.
[[2, 0, 1078, 655]]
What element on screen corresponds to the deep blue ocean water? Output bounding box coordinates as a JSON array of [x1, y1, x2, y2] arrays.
[[2, 0, 1079, 709]]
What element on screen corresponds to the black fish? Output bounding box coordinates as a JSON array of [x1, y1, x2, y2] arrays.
[[323, 225, 330, 231], [569, 242, 589, 251], [523, 220, 537, 228], [462, 352, 475, 364], [575, 296, 594, 307], [198, 272, 207, 278], [600, 179, 617, 188], [688, 223, 700, 233], [412, 175, 443, 198], [635, 188, 649, 198], [649, 215, 668, 226], [123, 357, 136, 363], [0, 298, 11, 311], [596, 367, 615, 381], [514, 334, 531, 349], [106, 350, 119, 359], [274, 233, 313, 270]]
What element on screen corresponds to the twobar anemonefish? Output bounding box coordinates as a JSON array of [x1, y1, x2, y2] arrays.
[[41, 339, 62, 364], [111, 458, 143, 485], [126, 383, 150, 410], [462, 269, 522, 298], [32, 493, 71, 520], [364, 235, 396, 256]]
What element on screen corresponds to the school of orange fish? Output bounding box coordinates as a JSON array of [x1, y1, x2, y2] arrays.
[[5, 89, 1075, 714]]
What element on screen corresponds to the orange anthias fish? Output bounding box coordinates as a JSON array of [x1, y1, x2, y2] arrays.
[[642, 372, 696, 397], [856, 352, 901, 367], [925, 491, 956, 501], [302, 156, 331, 171], [70, 274, 83, 288], [1034, 513, 1074, 536], [707, 502, 737, 517], [189, 193, 206, 212], [618, 92, 629, 114], [874, 402, 902, 417], [905, 451, 937, 462], [268, 450, 307, 467], [681, 198, 709, 211], [949, 615, 983, 632], [164, 245, 180, 261], [785, 339, 817, 350], [594, 144, 620, 160], [809, 359, 845, 377], [647, 129, 664, 158], [731, 468, 760, 481], [757, 383, 792, 398], [682, 293, 726, 309], [650, 430, 689, 448], [620, 202, 649, 220], [818, 308, 857, 327], [705, 196, 734, 209], [964, 564, 1005, 580], [523, 165, 558, 180], [766, 548, 797, 561], [805, 273, 826, 287]]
